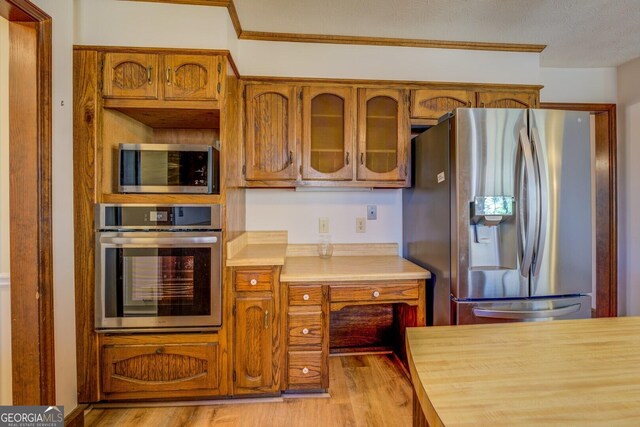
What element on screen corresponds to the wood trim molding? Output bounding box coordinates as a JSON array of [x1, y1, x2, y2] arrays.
[[3, 0, 55, 406], [64, 404, 88, 427], [238, 30, 546, 53], [241, 75, 544, 91], [541, 102, 617, 318], [122, 0, 546, 54]]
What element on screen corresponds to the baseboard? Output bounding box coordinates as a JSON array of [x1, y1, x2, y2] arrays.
[[64, 404, 88, 427]]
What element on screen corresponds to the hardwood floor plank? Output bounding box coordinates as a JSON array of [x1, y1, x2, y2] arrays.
[[85, 355, 412, 427]]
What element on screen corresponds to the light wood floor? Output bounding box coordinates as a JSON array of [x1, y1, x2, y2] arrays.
[[85, 354, 413, 427]]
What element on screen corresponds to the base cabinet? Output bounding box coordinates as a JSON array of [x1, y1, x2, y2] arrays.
[[100, 334, 222, 399], [232, 267, 282, 395]]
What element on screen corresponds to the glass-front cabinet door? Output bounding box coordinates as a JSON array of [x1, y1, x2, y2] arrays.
[[302, 86, 355, 180], [245, 84, 300, 181], [357, 88, 410, 181]]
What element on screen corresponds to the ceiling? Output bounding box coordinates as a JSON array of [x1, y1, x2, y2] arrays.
[[233, 0, 640, 67]]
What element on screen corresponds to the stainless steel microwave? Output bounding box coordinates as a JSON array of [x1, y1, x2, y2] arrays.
[[118, 143, 219, 194]]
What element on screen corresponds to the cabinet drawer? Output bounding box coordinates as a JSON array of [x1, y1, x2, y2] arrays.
[[288, 285, 323, 306], [102, 342, 218, 394], [287, 351, 324, 389], [331, 283, 419, 302], [288, 312, 323, 347], [235, 269, 274, 292]]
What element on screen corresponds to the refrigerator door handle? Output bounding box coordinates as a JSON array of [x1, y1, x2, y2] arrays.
[[530, 127, 548, 277], [518, 128, 538, 277], [472, 303, 582, 320]]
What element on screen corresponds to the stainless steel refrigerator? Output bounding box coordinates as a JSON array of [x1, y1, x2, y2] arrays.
[[403, 108, 593, 325]]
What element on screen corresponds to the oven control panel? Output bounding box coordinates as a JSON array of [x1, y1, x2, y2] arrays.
[[96, 204, 222, 230]]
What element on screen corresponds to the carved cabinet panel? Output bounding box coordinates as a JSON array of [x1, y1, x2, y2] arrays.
[[477, 91, 537, 108], [234, 296, 277, 393], [244, 84, 300, 181], [102, 342, 219, 394], [163, 54, 221, 101], [103, 53, 159, 99], [411, 89, 475, 119]]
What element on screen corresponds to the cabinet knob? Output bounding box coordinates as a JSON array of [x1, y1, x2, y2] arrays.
[[302, 367, 309, 374], [302, 328, 309, 335], [303, 294, 310, 301], [372, 290, 380, 298], [250, 279, 257, 286], [155, 347, 164, 354]]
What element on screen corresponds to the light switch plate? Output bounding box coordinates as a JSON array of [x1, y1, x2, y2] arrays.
[[319, 217, 329, 234], [367, 205, 377, 220]]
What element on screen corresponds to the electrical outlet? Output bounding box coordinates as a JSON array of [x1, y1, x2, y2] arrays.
[[356, 217, 366, 233], [367, 205, 377, 220], [319, 217, 329, 234]]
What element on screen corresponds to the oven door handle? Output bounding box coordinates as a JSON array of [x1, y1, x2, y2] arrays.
[[100, 236, 218, 245]]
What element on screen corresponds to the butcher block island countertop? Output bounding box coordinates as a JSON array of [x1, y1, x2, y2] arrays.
[[406, 317, 640, 427]]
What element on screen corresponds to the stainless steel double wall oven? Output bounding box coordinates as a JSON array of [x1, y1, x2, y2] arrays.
[[95, 204, 222, 332]]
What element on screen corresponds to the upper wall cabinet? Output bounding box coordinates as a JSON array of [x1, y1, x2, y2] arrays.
[[357, 88, 410, 181], [245, 84, 300, 181], [411, 89, 475, 120], [103, 53, 159, 99], [103, 52, 223, 102], [302, 86, 355, 181], [163, 54, 222, 101], [476, 90, 537, 108]]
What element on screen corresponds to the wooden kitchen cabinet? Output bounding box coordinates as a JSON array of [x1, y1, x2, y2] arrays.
[[163, 54, 222, 101], [100, 334, 222, 399], [233, 267, 282, 394], [302, 86, 355, 180], [244, 84, 300, 181], [103, 52, 223, 102], [410, 88, 475, 119], [477, 90, 537, 108], [357, 88, 410, 181], [103, 52, 159, 99]]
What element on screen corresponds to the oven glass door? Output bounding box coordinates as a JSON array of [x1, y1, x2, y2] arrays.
[[97, 231, 221, 330]]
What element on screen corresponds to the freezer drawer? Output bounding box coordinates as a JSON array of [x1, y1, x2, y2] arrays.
[[454, 295, 592, 325]]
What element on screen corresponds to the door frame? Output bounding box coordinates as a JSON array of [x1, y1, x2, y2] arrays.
[[541, 103, 617, 317], [1, 0, 54, 404]]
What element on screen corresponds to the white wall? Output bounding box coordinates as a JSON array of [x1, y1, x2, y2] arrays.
[[0, 15, 11, 406], [237, 40, 541, 84], [246, 189, 402, 245], [32, 0, 77, 412], [75, 0, 230, 48], [540, 67, 617, 103], [617, 57, 640, 316]]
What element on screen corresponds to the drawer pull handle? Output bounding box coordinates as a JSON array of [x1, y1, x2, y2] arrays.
[[264, 310, 269, 329], [372, 291, 380, 298], [250, 279, 257, 286], [155, 347, 164, 354], [302, 328, 309, 335], [303, 294, 310, 301], [302, 367, 309, 374]]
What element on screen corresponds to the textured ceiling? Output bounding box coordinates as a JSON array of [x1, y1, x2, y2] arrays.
[[233, 0, 640, 67]]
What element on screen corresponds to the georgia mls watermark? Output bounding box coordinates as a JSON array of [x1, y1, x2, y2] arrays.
[[0, 406, 64, 427]]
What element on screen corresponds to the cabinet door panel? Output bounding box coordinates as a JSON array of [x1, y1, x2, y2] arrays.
[[234, 296, 276, 393], [103, 53, 158, 99], [477, 91, 537, 109], [411, 89, 475, 119], [102, 342, 218, 394], [163, 54, 221, 101], [245, 85, 299, 181], [302, 86, 355, 180], [357, 88, 409, 181]]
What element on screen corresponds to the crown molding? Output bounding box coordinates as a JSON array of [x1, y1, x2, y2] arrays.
[[123, 0, 546, 53]]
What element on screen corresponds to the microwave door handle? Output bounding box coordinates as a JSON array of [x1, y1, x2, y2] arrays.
[[100, 236, 218, 245]]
